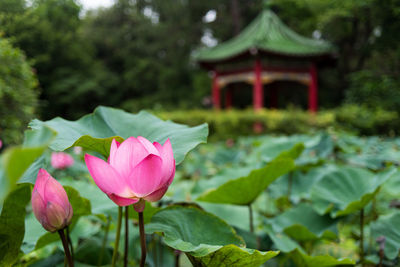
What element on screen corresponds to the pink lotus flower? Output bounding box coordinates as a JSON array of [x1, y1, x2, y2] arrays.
[[51, 152, 74, 169], [31, 169, 73, 232], [85, 136, 175, 210]]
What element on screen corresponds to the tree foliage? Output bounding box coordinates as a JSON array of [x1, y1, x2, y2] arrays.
[[0, 0, 399, 120], [0, 37, 38, 144]]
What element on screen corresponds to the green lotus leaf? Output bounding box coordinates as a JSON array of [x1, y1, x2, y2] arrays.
[[263, 224, 304, 253], [311, 166, 397, 217], [146, 206, 279, 267], [29, 106, 208, 163], [196, 157, 294, 205], [289, 249, 355, 266], [186, 245, 279, 267], [370, 211, 400, 260], [0, 184, 31, 266], [269, 164, 338, 203], [267, 203, 337, 241]]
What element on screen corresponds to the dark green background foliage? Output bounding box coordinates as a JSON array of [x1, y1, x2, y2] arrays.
[[0, 37, 38, 145], [0, 0, 399, 122]]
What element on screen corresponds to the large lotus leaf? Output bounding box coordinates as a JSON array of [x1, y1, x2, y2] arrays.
[[255, 136, 306, 162], [29, 106, 208, 163], [267, 203, 337, 241], [306, 133, 334, 159], [197, 157, 294, 205], [191, 166, 254, 197], [289, 249, 355, 266], [0, 127, 54, 206], [370, 212, 400, 260], [199, 202, 250, 230], [381, 171, 400, 201], [276, 143, 305, 162], [18, 155, 47, 184], [338, 153, 385, 171], [311, 166, 397, 217], [146, 206, 244, 254], [0, 184, 31, 266], [269, 164, 338, 202], [146, 206, 279, 266], [294, 134, 332, 170], [263, 225, 304, 253], [186, 245, 279, 267]]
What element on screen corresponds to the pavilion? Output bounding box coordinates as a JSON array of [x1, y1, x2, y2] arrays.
[[194, 9, 335, 112]]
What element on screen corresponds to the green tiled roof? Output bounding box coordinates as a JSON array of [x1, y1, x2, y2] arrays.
[[194, 9, 334, 62]]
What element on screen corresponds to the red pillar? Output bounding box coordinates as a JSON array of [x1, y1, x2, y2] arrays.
[[308, 64, 318, 112], [212, 71, 220, 109], [253, 59, 263, 110], [225, 86, 233, 109]]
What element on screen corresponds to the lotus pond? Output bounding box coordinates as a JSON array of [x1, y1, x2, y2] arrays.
[[1, 107, 400, 267]]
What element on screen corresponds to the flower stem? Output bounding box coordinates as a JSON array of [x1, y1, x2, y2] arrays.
[[66, 226, 74, 261], [287, 172, 293, 200], [124, 206, 129, 267], [58, 229, 74, 267], [98, 215, 111, 266], [175, 250, 181, 267], [112, 206, 123, 267], [248, 204, 254, 233], [360, 208, 365, 266], [139, 211, 147, 267]]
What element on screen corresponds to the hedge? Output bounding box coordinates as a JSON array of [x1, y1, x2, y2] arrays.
[[152, 105, 399, 140]]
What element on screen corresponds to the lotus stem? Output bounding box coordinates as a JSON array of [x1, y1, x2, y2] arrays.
[[124, 206, 129, 267], [98, 215, 111, 266], [152, 234, 158, 267], [287, 172, 293, 201], [248, 204, 254, 233], [376, 236, 385, 267], [112, 206, 123, 267], [66, 226, 74, 261], [58, 229, 74, 267], [360, 208, 365, 266], [175, 250, 181, 267], [139, 211, 147, 267]]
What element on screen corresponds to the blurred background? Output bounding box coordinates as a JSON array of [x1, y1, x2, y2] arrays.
[[1, 0, 400, 144]]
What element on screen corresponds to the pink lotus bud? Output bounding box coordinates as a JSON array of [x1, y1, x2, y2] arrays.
[[31, 169, 73, 232], [51, 152, 74, 169], [85, 136, 176, 207]]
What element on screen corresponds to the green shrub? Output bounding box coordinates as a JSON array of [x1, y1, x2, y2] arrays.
[[346, 70, 400, 111], [0, 37, 39, 145], [147, 105, 398, 140], [334, 105, 399, 136], [153, 108, 334, 141]]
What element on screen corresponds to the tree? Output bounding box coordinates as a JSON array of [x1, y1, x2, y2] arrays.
[[0, 37, 39, 144], [0, 0, 118, 119]]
